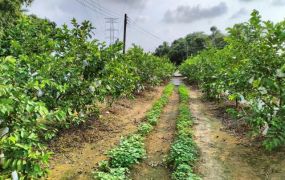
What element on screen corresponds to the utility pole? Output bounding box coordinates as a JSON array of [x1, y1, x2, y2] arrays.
[[105, 17, 119, 45], [123, 13, 127, 54]]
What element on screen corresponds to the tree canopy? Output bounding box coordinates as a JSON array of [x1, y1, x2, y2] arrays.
[[154, 27, 226, 65], [0, 0, 33, 37]]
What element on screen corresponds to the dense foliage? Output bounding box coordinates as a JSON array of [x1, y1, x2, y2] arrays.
[[0, 13, 175, 179], [155, 27, 226, 65], [168, 84, 200, 180], [180, 10, 285, 150], [93, 84, 175, 179], [0, 0, 33, 37]]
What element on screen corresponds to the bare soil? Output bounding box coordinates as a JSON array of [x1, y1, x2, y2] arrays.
[[47, 81, 285, 180], [47, 86, 165, 180], [130, 89, 179, 180], [189, 86, 285, 180]]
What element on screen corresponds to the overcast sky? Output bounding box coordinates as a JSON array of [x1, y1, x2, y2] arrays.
[[27, 0, 285, 52]]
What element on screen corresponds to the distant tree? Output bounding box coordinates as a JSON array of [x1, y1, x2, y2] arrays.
[[155, 32, 211, 65], [168, 38, 187, 65], [185, 32, 209, 57], [210, 26, 226, 49], [154, 26, 228, 65], [210, 26, 218, 36], [154, 41, 170, 57]]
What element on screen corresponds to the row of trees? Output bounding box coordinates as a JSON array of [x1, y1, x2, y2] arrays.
[[180, 10, 285, 150], [0, 1, 175, 178], [154, 26, 226, 65]]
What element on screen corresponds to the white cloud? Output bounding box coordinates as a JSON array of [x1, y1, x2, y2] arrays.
[[163, 2, 228, 23]]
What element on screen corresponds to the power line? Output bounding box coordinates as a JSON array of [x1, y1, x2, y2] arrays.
[[75, 0, 125, 39], [86, 0, 121, 17], [75, 0, 107, 17], [75, 0, 166, 46], [75, 0, 110, 38], [129, 17, 163, 41], [75, 0, 119, 18], [128, 26, 163, 46], [89, 0, 125, 39], [127, 17, 164, 42]]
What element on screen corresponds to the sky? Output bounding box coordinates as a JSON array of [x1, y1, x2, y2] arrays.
[[27, 0, 285, 52]]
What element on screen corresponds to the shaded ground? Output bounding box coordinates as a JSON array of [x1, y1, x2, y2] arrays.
[[47, 86, 165, 180], [130, 88, 179, 180], [189, 86, 285, 180]]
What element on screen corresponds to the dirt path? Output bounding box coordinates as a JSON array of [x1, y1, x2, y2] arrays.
[[130, 89, 179, 180], [189, 86, 285, 180], [47, 86, 165, 180]]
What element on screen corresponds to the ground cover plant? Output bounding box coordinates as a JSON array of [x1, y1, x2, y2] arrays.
[[168, 84, 200, 180], [93, 83, 174, 180]]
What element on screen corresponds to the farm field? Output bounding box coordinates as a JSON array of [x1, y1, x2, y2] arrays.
[[53, 78, 285, 180], [45, 77, 285, 180], [2, 1, 285, 180], [48, 86, 165, 179]]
